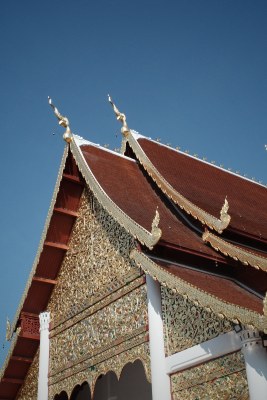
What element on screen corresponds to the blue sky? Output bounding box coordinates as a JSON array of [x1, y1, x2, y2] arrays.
[[0, 0, 267, 364]]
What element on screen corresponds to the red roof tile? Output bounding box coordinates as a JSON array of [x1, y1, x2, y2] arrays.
[[80, 144, 220, 259], [136, 138, 267, 240]]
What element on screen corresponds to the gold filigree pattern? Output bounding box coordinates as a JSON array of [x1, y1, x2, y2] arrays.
[[49, 342, 151, 399], [126, 131, 231, 233], [49, 286, 148, 375], [17, 350, 39, 400], [70, 135, 161, 249], [203, 229, 267, 272], [47, 189, 150, 398], [50, 276, 145, 337], [161, 286, 232, 355], [171, 351, 249, 400], [131, 249, 267, 332], [48, 189, 139, 320]]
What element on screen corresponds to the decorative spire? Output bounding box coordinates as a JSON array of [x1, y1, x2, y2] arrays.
[[108, 94, 130, 137], [6, 317, 12, 341], [48, 96, 72, 143], [219, 196, 231, 229]]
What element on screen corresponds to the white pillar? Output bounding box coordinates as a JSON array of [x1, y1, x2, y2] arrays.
[[37, 312, 50, 400], [146, 275, 171, 400], [240, 329, 267, 400]]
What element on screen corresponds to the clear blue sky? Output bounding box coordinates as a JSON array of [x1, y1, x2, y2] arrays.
[[0, 0, 267, 364]]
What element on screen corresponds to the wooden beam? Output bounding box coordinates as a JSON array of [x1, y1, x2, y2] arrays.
[[1, 378, 24, 385], [54, 207, 78, 218], [44, 241, 68, 251], [11, 356, 33, 364], [33, 276, 57, 285], [62, 173, 83, 185]]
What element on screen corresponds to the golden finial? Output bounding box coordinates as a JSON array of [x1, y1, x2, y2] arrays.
[[6, 317, 12, 341], [220, 196, 231, 228], [151, 207, 162, 242], [48, 96, 72, 143], [108, 95, 130, 137]]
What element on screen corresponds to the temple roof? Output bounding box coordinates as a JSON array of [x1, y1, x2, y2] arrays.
[[1, 127, 267, 398], [127, 132, 267, 240]]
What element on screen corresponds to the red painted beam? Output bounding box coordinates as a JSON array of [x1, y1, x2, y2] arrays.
[[54, 207, 79, 218], [33, 276, 57, 285], [11, 356, 33, 364], [44, 241, 68, 251]]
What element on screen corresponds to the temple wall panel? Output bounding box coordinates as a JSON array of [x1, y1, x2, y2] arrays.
[[48, 189, 139, 321], [171, 351, 249, 399], [47, 189, 150, 398], [17, 350, 39, 399], [161, 286, 232, 356]]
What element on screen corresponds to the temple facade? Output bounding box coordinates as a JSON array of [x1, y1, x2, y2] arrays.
[[0, 100, 267, 400]]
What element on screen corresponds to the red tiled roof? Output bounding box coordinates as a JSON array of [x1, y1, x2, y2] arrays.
[[80, 144, 221, 259], [158, 260, 263, 314], [136, 138, 267, 240]]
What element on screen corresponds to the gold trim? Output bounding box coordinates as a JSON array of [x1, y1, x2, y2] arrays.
[[49, 326, 147, 380], [126, 131, 231, 234], [130, 249, 267, 332], [70, 136, 161, 249], [203, 230, 267, 272], [0, 328, 21, 381], [49, 330, 148, 385], [10, 146, 69, 333]]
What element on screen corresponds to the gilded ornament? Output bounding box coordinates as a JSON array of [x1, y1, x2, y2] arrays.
[[203, 229, 267, 272], [5, 317, 12, 341], [171, 351, 248, 400], [46, 189, 150, 398], [219, 196, 231, 229], [108, 94, 129, 137], [48, 96, 72, 143], [161, 287, 232, 355]]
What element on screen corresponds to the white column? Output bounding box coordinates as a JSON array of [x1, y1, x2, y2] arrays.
[[240, 329, 267, 400], [146, 275, 171, 400], [37, 312, 51, 400]]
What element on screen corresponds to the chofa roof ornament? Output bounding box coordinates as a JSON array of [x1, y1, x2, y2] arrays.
[[108, 94, 130, 137], [219, 196, 231, 230], [151, 207, 162, 244], [5, 317, 12, 341], [48, 96, 72, 143]]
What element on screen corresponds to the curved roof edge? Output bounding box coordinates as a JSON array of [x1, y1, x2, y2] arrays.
[[203, 230, 267, 272], [9, 146, 69, 334], [70, 135, 162, 250], [131, 249, 267, 333], [125, 130, 230, 234]]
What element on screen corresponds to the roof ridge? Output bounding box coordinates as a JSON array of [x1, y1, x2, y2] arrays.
[[73, 134, 136, 162]]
